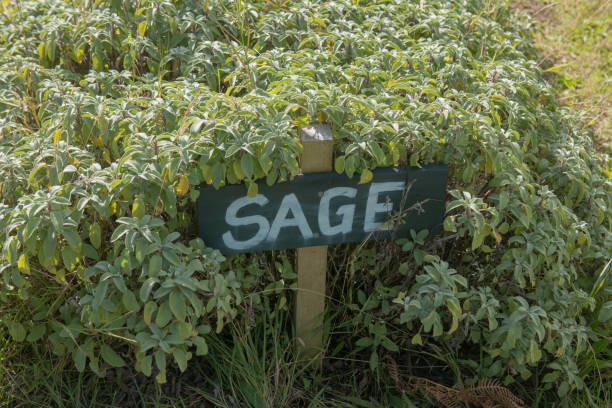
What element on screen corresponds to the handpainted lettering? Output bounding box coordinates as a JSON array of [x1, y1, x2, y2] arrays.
[[267, 193, 313, 241], [364, 181, 405, 232], [222, 195, 270, 250], [318, 187, 357, 236]]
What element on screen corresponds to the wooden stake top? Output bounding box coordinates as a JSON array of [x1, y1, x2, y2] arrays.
[[300, 124, 334, 174]]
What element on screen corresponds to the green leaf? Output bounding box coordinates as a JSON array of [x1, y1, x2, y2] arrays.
[[135, 238, 147, 264], [82, 244, 99, 260], [443, 216, 456, 232], [155, 300, 172, 327], [368, 141, 385, 164], [169, 291, 187, 322], [506, 323, 522, 348], [87, 354, 101, 377], [369, 350, 379, 371], [140, 278, 157, 302], [100, 344, 126, 368], [177, 321, 192, 339], [498, 190, 509, 210], [542, 372, 560, 383], [141, 355, 153, 376], [422, 311, 442, 336], [211, 163, 225, 189], [381, 336, 399, 352], [122, 290, 140, 313], [241, 154, 254, 179], [8, 321, 26, 342], [172, 348, 189, 372], [557, 380, 570, 397], [355, 337, 373, 347], [192, 336, 209, 356], [63, 228, 81, 250], [26, 324, 46, 342], [598, 301, 612, 322], [471, 229, 486, 251], [61, 246, 78, 270], [43, 230, 57, 260], [410, 152, 419, 167], [143, 301, 157, 325], [73, 348, 86, 372], [155, 349, 166, 372], [148, 254, 162, 277]]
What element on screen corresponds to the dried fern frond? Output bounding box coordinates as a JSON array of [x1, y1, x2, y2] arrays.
[[457, 378, 526, 408], [385, 356, 460, 408], [385, 356, 526, 408]]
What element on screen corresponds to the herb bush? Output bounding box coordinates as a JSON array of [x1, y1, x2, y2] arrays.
[[0, 0, 610, 399]]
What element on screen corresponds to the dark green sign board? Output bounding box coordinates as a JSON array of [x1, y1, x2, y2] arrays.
[[197, 165, 448, 254]]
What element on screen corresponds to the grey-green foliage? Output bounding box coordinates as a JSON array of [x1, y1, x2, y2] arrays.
[[0, 0, 610, 397]]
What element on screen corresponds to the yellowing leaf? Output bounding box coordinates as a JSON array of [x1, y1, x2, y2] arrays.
[[132, 196, 146, 219], [17, 254, 30, 275], [156, 369, 167, 384], [359, 169, 373, 184], [334, 155, 345, 174], [232, 159, 244, 180], [247, 181, 258, 197], [176, 174, 190, 196], [55, 268, 67, 284], [37, 42, 46, 60], [89, 222, 102, 249], [137, 21, 147, 37], [528, 339, 542, 363], [75, 47, 85, 64], [102, 148, 111, 164], [61, 246, 78, 270], [53, 129, 62, 146], [492, 227, 502, 245]]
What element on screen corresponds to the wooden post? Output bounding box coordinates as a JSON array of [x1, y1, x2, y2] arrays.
[[296, 124, 333, 358]]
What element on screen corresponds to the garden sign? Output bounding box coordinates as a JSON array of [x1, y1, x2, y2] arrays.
[[197, 125, 448, 357]]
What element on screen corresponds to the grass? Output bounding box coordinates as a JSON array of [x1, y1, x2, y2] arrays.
[[1, 297, 426, 408], [515, 0, 612, 149]]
